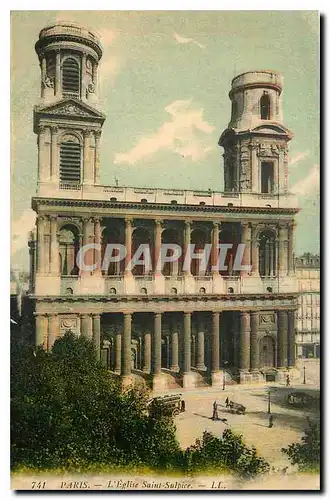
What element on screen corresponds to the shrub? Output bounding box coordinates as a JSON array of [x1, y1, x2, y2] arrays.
[[282, 418, 320, 472]]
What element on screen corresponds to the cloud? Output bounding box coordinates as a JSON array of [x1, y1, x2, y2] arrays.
[[291, 164, 320, 196], [98, 28, 117, 46], [11, 209, 36, 256], [173, 32, 205, 49], [289, 151, 309, 168], [99, 55, 120, 82], [114, 99, 215, 165]]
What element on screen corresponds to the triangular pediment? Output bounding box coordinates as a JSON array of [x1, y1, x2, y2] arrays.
[[34, 99, 106, 121]]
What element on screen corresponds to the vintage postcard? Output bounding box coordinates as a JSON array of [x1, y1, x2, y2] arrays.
[[11, 10, 320, 491]]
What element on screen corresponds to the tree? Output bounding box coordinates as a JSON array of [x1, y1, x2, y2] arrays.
[[282, 419, 320, 472]]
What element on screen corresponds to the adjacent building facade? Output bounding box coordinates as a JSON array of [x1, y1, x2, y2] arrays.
[[28, 22, 300, 389], [295, 253, 320, 358]]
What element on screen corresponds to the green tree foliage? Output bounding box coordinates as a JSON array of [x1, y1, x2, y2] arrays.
[[184, 430, 270, 478], [11, 332, 181, 471], [282, 419, 320, 472]]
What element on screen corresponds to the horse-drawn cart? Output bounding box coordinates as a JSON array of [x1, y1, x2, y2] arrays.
[[148, 394, 185, 419], [228, 400, 246, 415]]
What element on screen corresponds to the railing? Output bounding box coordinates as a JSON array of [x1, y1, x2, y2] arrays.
[[59, 183, 81, 191]]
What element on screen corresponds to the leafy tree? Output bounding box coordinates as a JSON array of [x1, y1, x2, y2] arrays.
[[184, 429, 270, 478], [282, 419, 320, 472]]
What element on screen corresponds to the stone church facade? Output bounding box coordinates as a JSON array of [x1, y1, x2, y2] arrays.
[[28, 22, 299, 389]]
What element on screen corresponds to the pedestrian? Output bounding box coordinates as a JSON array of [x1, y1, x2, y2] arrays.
[[225, 397, 229, 407], [212, 400, 219, 420], [180, 400, 186, 413], [268, 414, 274, 428], [286, 374, 290, 387]]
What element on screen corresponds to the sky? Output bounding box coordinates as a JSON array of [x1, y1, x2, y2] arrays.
[[11, 10, 319, 271]]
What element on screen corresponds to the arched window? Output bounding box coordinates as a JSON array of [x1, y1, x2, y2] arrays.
[[62, 57, 80, 96], [171, 287, 178, 295], [228, 287, 234, 294], [59, 224, 80, 276], [66, 287, 73, 295], [140, 287, 147, 295], [260, 92, 271, 120], [59, 134, 81, 186], [259, 230, 276, 277], [109, 287, 117, 295], [199, 287, 206, 294]]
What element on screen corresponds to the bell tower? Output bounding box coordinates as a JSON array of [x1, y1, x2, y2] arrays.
[[219, 70, 293, 196], [34, 22, 105, 193]]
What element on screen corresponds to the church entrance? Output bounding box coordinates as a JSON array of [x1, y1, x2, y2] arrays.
[[259, 336, 275, 367]]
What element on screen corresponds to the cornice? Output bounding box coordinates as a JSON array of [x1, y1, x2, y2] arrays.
[[31, 197, 300, 216]]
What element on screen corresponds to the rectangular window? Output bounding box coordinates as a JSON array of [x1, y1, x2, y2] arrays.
[[261, 161, 274, 194]]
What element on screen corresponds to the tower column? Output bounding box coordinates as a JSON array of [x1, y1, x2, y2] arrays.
[[251, 224, 259, 276], [41, 55, 47, 98], [50, 216, 59, 275], [278, 225, 288, 276], [37, 215, 46, 274], [154, 220, 163, 275], [241, 222, 251, 277], [124, 218, 133, 276], [211, 222, 220, 273], [92, 314, 101, 360], [55, 50, 61, 97], [142, 332, 151, 373], [38, 126, 48, 182], [251, 143, 259, 192], [122, 312, 132, 379], [183, 221, 191, 275], [47, 314, 59, 351], [250, 311, 259, 370], [94, 217, 102, 275], [50, 126, 58, 182], [277, 310, 288, 368], [94, 131, 101, 184], [288, 310, 296, 367], [240, 312, 250, 370], [288, 223, 296, 275], [81, 52, 87, 99], [83, 129, 91, 185]]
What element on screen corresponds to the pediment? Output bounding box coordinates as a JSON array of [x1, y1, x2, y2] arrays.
[[251, 123, 293, 138], [34, 99, 106, 121]]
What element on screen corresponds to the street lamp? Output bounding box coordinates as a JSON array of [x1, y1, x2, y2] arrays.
[[303, 365, 306, 385], [267, 390, 271, 414]]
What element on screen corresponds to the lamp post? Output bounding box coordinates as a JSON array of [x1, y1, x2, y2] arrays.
[[303, 365, 306, 385], [267, 390, 271, 414]]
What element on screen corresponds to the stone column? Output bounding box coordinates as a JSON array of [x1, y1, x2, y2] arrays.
[[250, 311, 259, 370], [288, 310, 296, 367], [183, 221, 191, 275], [83, 129, 91, 184], [81, 314, 92, 339], [170, 327, 179, 372], [211, 312, 220, 372], [241, 222, 251, 277], [94, 131, 101, 184], [92, 61, 98, 90], [196, 319, 206, 370], [81, 52, 87, 99], [92, 314, 101, 360], [251, 225, 259, 276], [41, 56, 47, 98], [35, 313, 47, 347], [143, 332, 151, 373], [115, 332, 121, 373], [152, 313, 162, 375], [154, 220, 163, 275], [183, 313, 191, 374], [80, 217, 94, 274], [38, 126, 48, 182], [50, 216, 59, 275], [287, 223, 296, 275], [277, 310, 288, 368], [124, 218, 132, 276], [122, 312, 132, 378], [94, 217, 102, 275], [211, 222, 220, 273], [240, 312, 250, 370], [37, 215, 46, 274], [251, 143, 259, 192], [47, 314, 59, 351], [278, 224, 288, 276], [55, 50, 61, 97], [50, 126, 58, 182]]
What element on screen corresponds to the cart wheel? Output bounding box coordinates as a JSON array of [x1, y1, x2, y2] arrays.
[[172, 408, 180, 417]]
